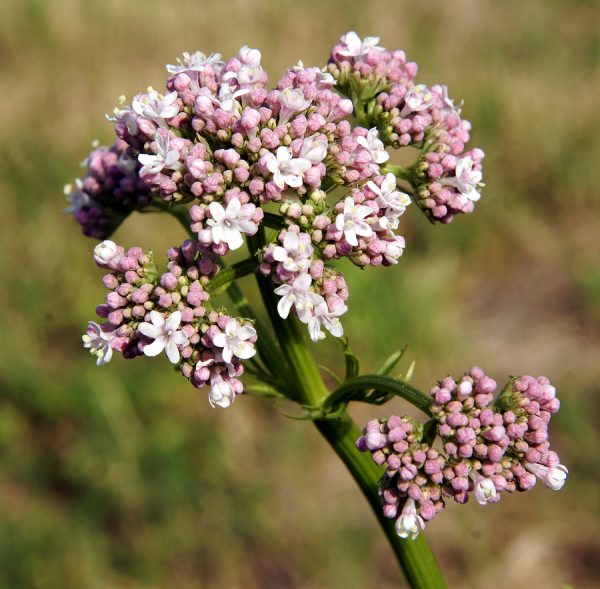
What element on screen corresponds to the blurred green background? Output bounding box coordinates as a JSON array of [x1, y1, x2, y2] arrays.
[[1, 0, 599, 587]]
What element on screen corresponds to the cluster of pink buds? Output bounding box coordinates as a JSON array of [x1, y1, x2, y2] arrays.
[[357, 368, 567, 538], [65, 140, 152, 238], [83, 239, 256, 407], [70, 33, 489, 404], [328, 33, 485, 223]]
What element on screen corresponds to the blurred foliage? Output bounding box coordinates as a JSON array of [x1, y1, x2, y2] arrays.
[[0, 0, 599, 587]]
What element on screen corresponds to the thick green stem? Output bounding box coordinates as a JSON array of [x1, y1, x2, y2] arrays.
[[251, 232, 446, 588], [316, 415, 447, 588]]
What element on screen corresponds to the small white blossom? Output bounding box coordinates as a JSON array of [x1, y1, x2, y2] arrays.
[[213, 83, 249, 115], [383, 235, 406, 264], [138, 133, 181, 176], [299, 134, 328, 164], [274, 273, 323, 322], [357, 128, 389, 165], [401, 84, 434, 114], [448, 155, 484, 202], [278, 87, 312, 123], [337, 32, 384, 58], [132, 89, 180, 123], [166, 51, 224, 74], [272, 232, 314, 273], [307, 301, 347, 342], [335, 196, 374, 247], [82, 322, 114, 366], [525, 462, 568, 491], [473, 477, 498, 505], [206, 197, 258, 250], [138, 310, 189, 364], [212, 319, 257, 365], [264, 146, 312, 190], [367, 173, 411, 230], [395, 498, 425, 540], [93, 240, 119, 265], [209, 379, 236, 408]]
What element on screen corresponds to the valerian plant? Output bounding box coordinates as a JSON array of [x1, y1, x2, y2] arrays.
[[68, 32, 567, 588]]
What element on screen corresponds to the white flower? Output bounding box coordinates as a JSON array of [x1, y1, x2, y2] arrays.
[[138, 310, 189, 364], [272, 232, 314, 273], [357, 128, 389, 165], [299, 134, 328, 164], [132, 89, 180, 123], [63, 179, 90, 213], [448, 156, 484, 202], [93, 240, 119, 265], [82, 322, 114, 366], [213, 83, 249, 115], [335, 196, 374, 247], [206, 197, 258, 250], [212, 319, 257, 364], [138, 133, 181, 176], [337, 31, 384, 58], [166, 51, 224, 74], [264, 146, 312, 190], [473, 476, 498, 505], [525, 462, 568, 491], [208, 379, 236, 408], [278, 87, 312, 123], [307, 301, 347, 342], [394, 499, 425, 540], [401, 84, 434, 114], [274, 273, 323, 322], [367, 173, 411, 229], [383, 236, 406, 264]]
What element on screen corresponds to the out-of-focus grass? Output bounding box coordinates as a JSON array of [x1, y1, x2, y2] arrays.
[[0, 1, 599, 587]]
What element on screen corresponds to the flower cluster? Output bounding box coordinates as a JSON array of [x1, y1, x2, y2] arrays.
[[65, 140, 152, 239], [72, 33, 486, 405], [329, 33, 485, 223], [357, 367, 567, 538], [84, 239, 256, 407]]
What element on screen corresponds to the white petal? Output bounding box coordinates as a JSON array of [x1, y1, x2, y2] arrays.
[[165, 311, 182, 331], [165, 341, 181, 364], [149, 310, 165, 328], [138, 323, 163, 339], [143, 337, 166, 357]]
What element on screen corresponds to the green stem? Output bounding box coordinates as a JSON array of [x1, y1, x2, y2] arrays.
[[326, 375, 433, 416], [315, 414, 447, 588], [251, 227, 447, 588], [206, 257, 260, 295]]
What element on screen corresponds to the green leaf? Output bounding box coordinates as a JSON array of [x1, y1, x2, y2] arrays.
[[376, 347, 407, 376]]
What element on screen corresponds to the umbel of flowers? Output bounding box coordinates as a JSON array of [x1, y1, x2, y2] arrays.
[[69, 32, 486, 408], [356, 368, 567, 539], [69, 32, 566, 559]]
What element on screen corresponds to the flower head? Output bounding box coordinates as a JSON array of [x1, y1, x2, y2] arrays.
[[82, 322, 114, 366], [138, 133, 181, 176], [209, 379, 236, 408], [335, 196, 374, 246], [272, 232, 313, 272], [395, 499, 426, 539], [212, 318, 257, 364], [264, 146, 312, 190], [206, 197, 258, 250], [138, 310, 189, 364], [274, 273, 323, 322]]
